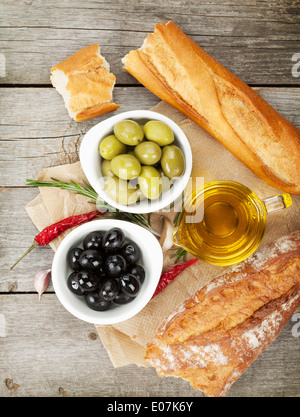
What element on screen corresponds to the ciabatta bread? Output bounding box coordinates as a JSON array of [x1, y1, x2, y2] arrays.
[[122, 22, 300, 195], [145, 230, 300, 397], [51, 44, 119, 122]]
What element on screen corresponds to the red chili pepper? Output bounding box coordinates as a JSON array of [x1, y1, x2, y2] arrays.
[[10, 210, 102, 270], [152, 257, 198, 298]]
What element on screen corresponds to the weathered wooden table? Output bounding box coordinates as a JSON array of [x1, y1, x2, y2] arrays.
[[1, 0, 300, 398]]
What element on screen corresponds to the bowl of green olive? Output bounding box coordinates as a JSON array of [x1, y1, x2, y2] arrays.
[[79, 110, 192, 213]]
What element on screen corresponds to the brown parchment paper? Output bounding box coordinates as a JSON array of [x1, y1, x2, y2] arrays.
[[25, 101, 300, 368]]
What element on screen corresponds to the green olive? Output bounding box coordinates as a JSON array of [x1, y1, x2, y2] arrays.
[[143, 121, 174, 146], [99, 135, 127, 160], [134, 141, 162, 165], [138, 166, 162, 200], [161, 145, 185, 178], [110, 154, 141, 180], [101, 160, 114, 178], [113, 120, 144, 146], [104, 176, 139, 205]]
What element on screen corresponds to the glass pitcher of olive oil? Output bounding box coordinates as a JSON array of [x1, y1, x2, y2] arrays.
[[173, 180, 292, 266]]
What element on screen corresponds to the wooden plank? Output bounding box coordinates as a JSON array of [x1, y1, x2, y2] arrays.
[[0, 86, 160, 186], [1, 87, 299, 187], [0, 87, 160, 140], [0, 294, 299, 397], [1, 0, 299, 85], [0, 187, 55, 292]]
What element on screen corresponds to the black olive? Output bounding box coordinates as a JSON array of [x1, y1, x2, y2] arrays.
[[83, 231, 104, 250], [66, 227, 145, 310], [104, 254, 127, 278], [120, 241, 141, 265], [77, 270, 99, 292], [67, 272, 86, 295], [67, 247, 83, 270], [95, 264, 107, 280], [102, 227, 125, 251], [114, 292, 134, 305], [120, 274, 140, 297], [98, 278, 120, 301], [127, 264, 145, 284], [79, 249, 103, 271], [85, 292, 111, 311]]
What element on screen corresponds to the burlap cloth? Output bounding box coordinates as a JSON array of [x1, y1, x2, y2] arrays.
[[25, 101, 300, 368]]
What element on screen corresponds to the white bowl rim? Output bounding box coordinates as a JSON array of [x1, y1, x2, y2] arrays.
[[51, 219, 163, 325], [79, 109, 193, 214]]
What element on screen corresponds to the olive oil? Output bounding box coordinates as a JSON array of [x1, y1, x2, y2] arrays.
[[173, 181, 268, 266]]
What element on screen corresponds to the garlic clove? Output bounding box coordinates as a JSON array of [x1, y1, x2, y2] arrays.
[[34, 269, 51, 300], [159, 216, 175, 251]]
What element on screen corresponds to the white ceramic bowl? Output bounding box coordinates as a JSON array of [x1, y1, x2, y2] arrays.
[[51, 219, 163, 325], [79, 110, 192, 213]]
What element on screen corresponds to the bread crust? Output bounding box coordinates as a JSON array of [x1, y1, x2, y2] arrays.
[[51, 44, 119, 121], [51, 43, 105, 75], [122, 22, 300, 194], [145, 230, 300, 397], [75, 103, 120, 122]]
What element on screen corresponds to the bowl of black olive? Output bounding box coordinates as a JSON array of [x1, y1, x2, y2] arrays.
[[51, 219, 163, 324]]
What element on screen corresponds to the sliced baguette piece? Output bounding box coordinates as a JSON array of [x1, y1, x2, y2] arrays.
[[51, 44, 119, 122], [145, 230, 300, 397], [122, 22, 300, 194]]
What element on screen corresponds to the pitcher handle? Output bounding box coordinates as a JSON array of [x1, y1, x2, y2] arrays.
[[262, 193, 292, 214]]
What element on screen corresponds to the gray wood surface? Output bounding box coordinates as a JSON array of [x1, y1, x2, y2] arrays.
[[1, 0, 300, 85], [0, 87, 160, 186], [1, 0, 300, 398]]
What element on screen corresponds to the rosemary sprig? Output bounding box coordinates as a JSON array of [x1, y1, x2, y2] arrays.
[[173, 209, 182, 228], [170, 247, 187, 263], [26, 178, 160, 237], [26, 177, 99, 203]]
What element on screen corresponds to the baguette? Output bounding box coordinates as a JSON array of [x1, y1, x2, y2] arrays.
[[51, 44, 119, 122], [122, 22, 300, 195], [145, 230, 300, 397]]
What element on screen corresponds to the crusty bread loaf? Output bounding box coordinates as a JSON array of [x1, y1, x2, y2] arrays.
[[51, 44, 119, 122], [145, 230, 300, 397], [122, 22, 300, 195]]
